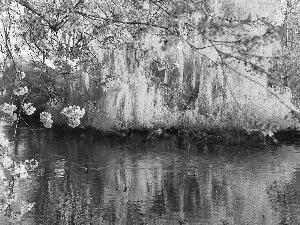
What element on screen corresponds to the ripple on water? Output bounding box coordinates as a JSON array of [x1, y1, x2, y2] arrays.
[[2, 126, 300, 224]]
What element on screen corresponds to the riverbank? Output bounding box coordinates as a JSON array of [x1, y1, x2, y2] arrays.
[[29, 124, 299, 148], [12, 110, 299, 148]]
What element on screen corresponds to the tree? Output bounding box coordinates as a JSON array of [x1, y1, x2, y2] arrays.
[[0, 0, 291, 128], [0, 0, 295, 221], [0, 0, 286, 73], [271, 0, 300, 102], [0, 0, 294, 138]]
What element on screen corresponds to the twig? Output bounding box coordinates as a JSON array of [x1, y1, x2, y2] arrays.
[[20, 117, 40, 151]]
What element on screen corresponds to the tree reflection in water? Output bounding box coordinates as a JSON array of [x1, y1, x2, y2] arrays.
[[3, 127, 300, 224]]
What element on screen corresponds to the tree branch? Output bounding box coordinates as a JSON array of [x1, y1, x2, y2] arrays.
[[15, 0, 55, 29], [74, 10, 172, 32], [15, 0, 84, 32]]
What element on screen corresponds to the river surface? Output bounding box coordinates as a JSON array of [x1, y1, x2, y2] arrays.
[[1, 124, 300, 225]]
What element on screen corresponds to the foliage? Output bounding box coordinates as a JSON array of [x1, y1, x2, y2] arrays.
[[0, 1, 297, 135], [0, 135, 37, 222], [269, 0, 300, 101], [0, 62, 84, 222], [0, 0, 288, 72], [0, 0, 299, 222], [0, 2, 297, 125]]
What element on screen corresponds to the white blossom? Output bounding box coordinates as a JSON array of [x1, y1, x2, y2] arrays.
[[19, 201, 35, 214], [24, 159, 38, 171], [0, 103, 17, 115], [22, 102, 36, 115], [61, 106, 85, 118], [13, 86, 28, 96], [61, 106, 85, 128], [0, 89, 7, 96], [14, 162, 28, 179], [40, 112, 53, 128], [0, 155, 13, 169], [11, 113, 18, 121], [48, 98, 63, 108], [0, 167, 6, 180], [0, 135, 10, 149], [68, 117, 81, 128], [19, 71, 26, 80]]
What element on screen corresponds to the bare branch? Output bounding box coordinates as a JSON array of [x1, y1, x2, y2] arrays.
[[74, 10, 172, 32], [15, 0, 83, 31], [15, 0, 54, 29]]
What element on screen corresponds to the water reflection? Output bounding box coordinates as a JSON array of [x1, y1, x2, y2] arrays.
[[1, 125, 300, 224]]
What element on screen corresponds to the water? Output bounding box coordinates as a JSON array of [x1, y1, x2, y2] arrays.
[[1, 125, 300, 225]]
